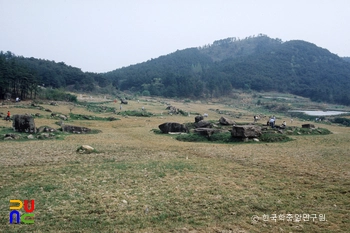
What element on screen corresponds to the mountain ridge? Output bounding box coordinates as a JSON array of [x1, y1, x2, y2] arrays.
[[1, 35, 350, 105], [104, 35, 350, 105]]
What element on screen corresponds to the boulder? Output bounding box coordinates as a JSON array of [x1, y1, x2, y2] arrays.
[[61, 124, 91, 134], [120, 99, 128, 104], [27, 134, 35, 139], [4, 133, 21, 140], [194, 115, 204, 123], [166, 106, 178, 114], [77, 145, 95, 154], [194, 120, 212, 128], [37, 126, 57, 133], [158, 122, 187, 134], [302, 124, 315, 129], [12, 115, 37, 133], [231, 125, 262, 138], [194, 128, 222, 137], [59, 114, 68, 121], [219, 116, 235, 125]]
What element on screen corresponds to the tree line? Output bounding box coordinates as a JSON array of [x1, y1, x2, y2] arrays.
[[0, 51, 112, 101]]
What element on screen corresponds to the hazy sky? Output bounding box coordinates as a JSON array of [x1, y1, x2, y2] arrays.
[[1, 0, 349, 73]]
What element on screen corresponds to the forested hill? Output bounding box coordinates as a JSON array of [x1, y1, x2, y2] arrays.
[[105, 35, 350, 105], [0, 51, 111, 100], [2, 35, 350, 105]]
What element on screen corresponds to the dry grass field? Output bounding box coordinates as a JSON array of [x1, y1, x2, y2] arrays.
[[0, 94, 349, 233]]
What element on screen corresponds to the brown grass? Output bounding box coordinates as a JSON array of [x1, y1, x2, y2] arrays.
[[0, 96, 349, 232]]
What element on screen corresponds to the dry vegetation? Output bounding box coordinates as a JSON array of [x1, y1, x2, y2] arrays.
[[0, 93, 349, 233]]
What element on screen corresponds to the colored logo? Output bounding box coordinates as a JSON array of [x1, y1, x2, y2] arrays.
[[9, 199, 35, 224]]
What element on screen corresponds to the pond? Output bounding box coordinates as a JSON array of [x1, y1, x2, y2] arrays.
[[288, 110, 349, 116]]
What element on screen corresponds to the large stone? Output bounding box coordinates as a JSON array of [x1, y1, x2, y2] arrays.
[[77, 145, 95, 154], [5, 133, 21, 140], [302, 124, 315, 129], [37, 126, 57, 133], [12, 115, 37, 133], [166, 106, 178, 114], [59, 114, 68, 121], [231, 125, 262, 138], [158, 122, 187, 134], [194, 120, 212, 128], [61, 124, 91, 134], [194, 128, 222, 137], [219, 116, 235, 125], [194, 115, 204, 123]]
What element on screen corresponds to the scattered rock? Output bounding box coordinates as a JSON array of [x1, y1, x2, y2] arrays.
[[194, 120, 212, 128], [194, 115, 203, 123], [158, 122, 188, 134], [194, 128, 221, 137], [231, 125, 262, 138], [302, 124, 315, 129], [12, 115, 37, 133], [27, 134, 34, 139], [59, 115, 68, 121], [4, 133, 21, 140], [253, 138, 260, 142], [37, 126, 57, 133], [61, 125, 91, 134], [219, 116, 235, 125], [45, 109, 52, 112], [76, 145, 95, 154], [166, 106, 178, 114]]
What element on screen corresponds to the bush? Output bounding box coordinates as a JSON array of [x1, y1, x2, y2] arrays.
[[39, 88, 77, 102], [331, 117, 350, 126]]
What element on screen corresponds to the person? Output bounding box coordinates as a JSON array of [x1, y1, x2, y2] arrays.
[[6, 111, 11, 121], [269, 117, 275, 128]]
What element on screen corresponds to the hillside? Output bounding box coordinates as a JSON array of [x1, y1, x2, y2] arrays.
[[0, 51, 112, 101], [105, 35, 350, 105], [2, 35, 350, 106]]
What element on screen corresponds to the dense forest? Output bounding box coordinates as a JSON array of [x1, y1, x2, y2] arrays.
[[0, 51, 111, 101], [2, 35, 350, 105], [105, 35, 350, 105]]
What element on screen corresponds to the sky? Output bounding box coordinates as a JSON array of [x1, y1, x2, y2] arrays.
[[1, 0, 350, 73]]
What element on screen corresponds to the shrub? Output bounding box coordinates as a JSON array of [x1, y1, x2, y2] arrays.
[[39, 88, 77, 102]]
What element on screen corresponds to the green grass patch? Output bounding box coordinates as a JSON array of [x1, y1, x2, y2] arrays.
[[69, 113, 120, 121], [117, 110, 153, 117], [176, 132, 241, 143]]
